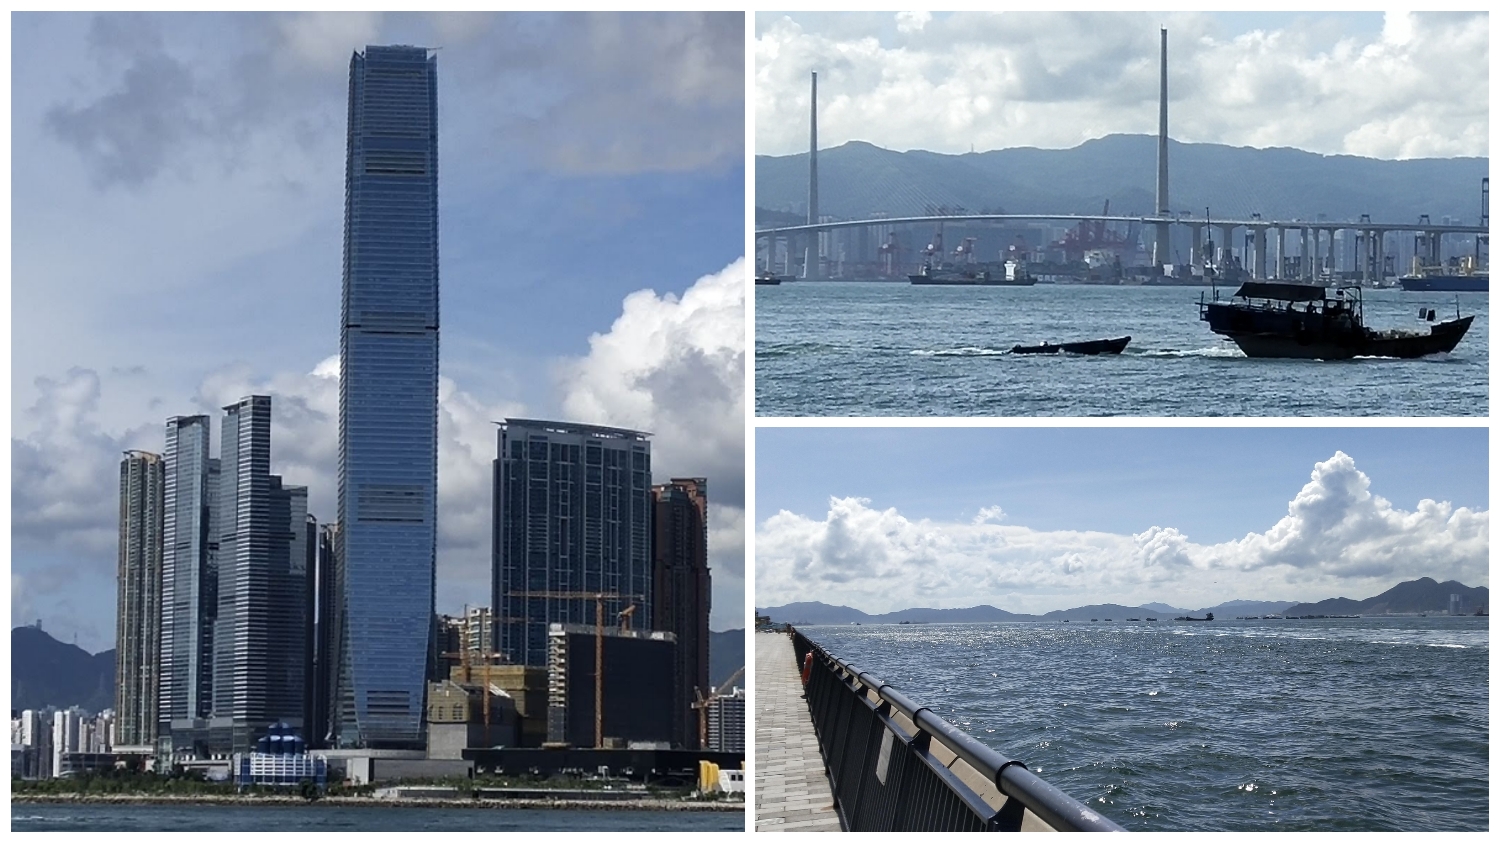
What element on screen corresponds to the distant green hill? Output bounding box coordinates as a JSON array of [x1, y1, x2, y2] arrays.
[[756, 135, 1487, 224], [11, 626, 114, 714], [710, 629, 744, 689], [1284, 578, 1488, 617]]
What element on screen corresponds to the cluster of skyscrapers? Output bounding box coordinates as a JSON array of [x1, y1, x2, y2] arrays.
[[109, 46, 727, 766]]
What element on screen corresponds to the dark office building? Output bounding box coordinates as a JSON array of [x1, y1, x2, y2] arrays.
[[493, 420, 653, 668], [651, 478, 711, 748], [308, 522, 339, 748], [211, 396, 311, 753], [545, 625, 675, 749]]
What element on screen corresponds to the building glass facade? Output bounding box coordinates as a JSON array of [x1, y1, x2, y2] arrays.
[[160, 416, 215, 752], [211, 396, 309, 753], [115, 451, 164, 749], [335, 44, 440, 749], [494, 420, 653, 668]]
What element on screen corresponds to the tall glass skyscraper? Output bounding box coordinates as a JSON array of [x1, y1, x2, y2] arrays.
[[160, 415, 216, 754], [335, 45, 440, 749], [493, 420, 654, 668]]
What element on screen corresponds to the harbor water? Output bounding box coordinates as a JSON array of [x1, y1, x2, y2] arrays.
[[755, 283, 1488, 416], [9, 804, 744, 832], [804, 617, 1488, 832]]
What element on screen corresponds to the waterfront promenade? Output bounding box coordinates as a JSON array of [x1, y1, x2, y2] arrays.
[[754, 632, 841, 832]]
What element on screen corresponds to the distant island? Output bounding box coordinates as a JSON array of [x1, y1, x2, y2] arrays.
[[758, 577, 1488, 626]]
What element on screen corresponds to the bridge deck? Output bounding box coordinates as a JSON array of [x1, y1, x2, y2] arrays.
[[754, 631, 842, 832]]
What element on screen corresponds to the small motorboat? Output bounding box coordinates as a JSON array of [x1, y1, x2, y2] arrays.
[[1011, 336, 1131, 355]]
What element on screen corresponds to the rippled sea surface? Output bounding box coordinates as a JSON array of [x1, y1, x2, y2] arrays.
[[755, 284, 1488, 416], [9, 804, 743, 832], [805, 618, 1488, 831]]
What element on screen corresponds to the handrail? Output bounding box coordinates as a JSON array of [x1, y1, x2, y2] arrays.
[[792, 628, 1126, 832]]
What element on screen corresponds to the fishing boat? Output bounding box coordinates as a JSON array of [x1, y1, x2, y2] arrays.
[[1199, 282, 1473, 359], [1011, 336, 1130, 355], [1175, 613, 1214, 621]]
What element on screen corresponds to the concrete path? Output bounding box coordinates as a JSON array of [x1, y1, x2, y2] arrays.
[[754, 632, 842, 832]]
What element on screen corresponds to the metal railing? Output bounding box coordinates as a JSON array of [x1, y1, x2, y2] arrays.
[[792, 629, 1125, 832]]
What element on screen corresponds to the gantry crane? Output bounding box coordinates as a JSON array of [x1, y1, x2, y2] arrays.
[[506, 590, 643, 748], [692, 664, 744, 749]]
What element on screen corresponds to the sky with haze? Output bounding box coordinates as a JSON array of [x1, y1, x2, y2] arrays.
[[10, 12, 747, 652], [755, 11, 1488, 160], [756, 428, 1488, 614]]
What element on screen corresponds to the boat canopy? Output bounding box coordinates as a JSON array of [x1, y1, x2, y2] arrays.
[[1232, 282, 1328, 302]]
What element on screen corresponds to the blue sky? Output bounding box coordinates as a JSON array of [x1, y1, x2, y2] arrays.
[[10, 12, 748, 652], [756, 427, 1488, 613]]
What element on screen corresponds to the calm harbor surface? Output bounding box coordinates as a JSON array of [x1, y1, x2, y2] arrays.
[[10, 803, 745, 832], [804, 617, 1488, 832], [755, 283, 1488, 416]]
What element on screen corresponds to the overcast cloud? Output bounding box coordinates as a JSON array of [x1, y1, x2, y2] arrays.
[[11, 12, 746, 651], [756, 452, 1489, 614], [755, 11, 1488, 159]]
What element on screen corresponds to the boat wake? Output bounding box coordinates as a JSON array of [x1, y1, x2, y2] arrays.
[[910, 347, 1010, 357], [1135, 346, 1246, 359]]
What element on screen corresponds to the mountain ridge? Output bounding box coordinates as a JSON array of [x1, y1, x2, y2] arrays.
[[756, 134, 1487, 224], [758, 577, 1483, 625]]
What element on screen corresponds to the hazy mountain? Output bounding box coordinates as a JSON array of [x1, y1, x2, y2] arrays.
[[1196, 600, 1299, 617], [710, 629, 745, 689], [1283, 578, 1488, 617], [756, 135, 1487, 224], [11, 626, 114, 714], [760, 579, 1485, 628]]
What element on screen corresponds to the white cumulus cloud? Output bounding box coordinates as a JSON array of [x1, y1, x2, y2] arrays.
[[756, 452, 1487, 614]]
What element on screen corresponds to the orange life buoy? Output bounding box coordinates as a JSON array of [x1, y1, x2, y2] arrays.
[[801, 652, 813, 685]]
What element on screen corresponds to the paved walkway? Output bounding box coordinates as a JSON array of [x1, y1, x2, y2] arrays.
[[754, 632, 842, 832]]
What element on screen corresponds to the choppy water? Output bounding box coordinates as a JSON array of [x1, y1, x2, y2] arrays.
[[9, 803, 744, 832], [755, 284, 1488, 416], [805, 617, 1488, 831]]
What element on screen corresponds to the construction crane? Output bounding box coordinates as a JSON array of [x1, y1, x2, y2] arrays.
[[439, 605, 508, 748], [692, 665, 745, 749], [506, 591, 644, 748]]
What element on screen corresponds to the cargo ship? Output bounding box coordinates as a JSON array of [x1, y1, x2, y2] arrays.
[[1398, 256, 1488, 292], [1397, 273, 1488, 292], [910, 260, 1037, 286]]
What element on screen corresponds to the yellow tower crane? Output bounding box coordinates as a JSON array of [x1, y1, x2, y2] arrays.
[[506, 591, 643, 748]]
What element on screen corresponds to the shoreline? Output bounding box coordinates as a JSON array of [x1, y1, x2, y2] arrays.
[[13, 793, 744, 812]]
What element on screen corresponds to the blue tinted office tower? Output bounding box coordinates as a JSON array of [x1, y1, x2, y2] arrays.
[[493, 420, 653, 667], [159, 416, 217, 754], [212, 396, 310, 753], [334, 45, 440, 749], [115, 451, 164, 749]]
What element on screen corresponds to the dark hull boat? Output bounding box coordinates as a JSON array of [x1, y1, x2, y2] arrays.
[[1398, 273, 1488, 292], [1011, 336, 1131, 355], [755, 270, 785, 286], [1199, 282, 1473, 360]]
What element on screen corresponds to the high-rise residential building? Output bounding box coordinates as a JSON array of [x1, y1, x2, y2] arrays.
[[159, 416, 218, 754], [706, 686, 746, 753], [211, 395, 310, 753], [333, 44, 441, 750], [493, 420, 654, 668], [651, 478, 711, 748], [115, 450, 164, 750]]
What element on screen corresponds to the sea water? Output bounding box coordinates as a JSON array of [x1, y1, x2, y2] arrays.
[[9, 804, 744, 832], [805, 617, 1488, 831], [755, 284, 1488, 416]]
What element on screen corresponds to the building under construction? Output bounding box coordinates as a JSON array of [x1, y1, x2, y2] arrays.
[[546, 623, 675, 748]]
